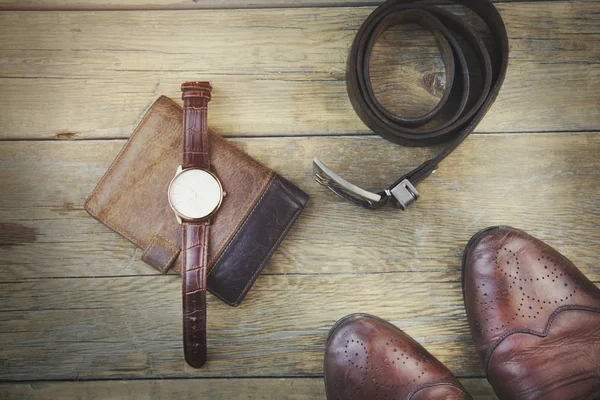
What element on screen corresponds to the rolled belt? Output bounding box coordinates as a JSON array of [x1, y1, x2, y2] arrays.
[[314, 0, 509, 210]]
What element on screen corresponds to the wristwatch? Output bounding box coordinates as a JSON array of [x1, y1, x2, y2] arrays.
[[167, 81, 224, 368]]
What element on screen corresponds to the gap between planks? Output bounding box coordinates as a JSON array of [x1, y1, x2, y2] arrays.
[[0, 377, 499, 400], [1, 131, 600, 143], [0, 0, 587, 12], [1, 2, 599, 139]]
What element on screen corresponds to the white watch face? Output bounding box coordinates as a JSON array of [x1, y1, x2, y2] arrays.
[[168, 169, 223, 220]]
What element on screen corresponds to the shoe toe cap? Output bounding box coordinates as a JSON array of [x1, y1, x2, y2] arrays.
[[324, 314, 468, 399], [463, 226, 600, 359]]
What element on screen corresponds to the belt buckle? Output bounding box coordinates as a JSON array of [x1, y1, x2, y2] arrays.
[[313, 158, 388, 210], [313, 158, 421, 211]]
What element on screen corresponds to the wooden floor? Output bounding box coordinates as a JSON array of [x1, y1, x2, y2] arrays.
[[1, 0, 599, 399]]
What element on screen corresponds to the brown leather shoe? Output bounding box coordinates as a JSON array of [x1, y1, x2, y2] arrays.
[[463, 226, 600, 400], [324, 314, 472, 399]]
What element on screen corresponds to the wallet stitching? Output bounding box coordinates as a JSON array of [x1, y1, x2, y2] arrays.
[[85, 97, 180, 254], [87, 100, 160, 220], [93, 214, 144, 248], [85, 95, 284, 286], [85, 97, 168, 249], [143, 233, 180, 272], [208, 288, 236, 306], [207, 171, 276, 272], [276, 178, 305, 208], [234, 200, 303, 304], [167, 95, 267, 173], [141, 241, 155, 260], [160, 94, 276, 271], [151, 233, 179, 254], [161, 250, 179, 272], [141, 241, 173, 272], [91, 94, 269, 260]]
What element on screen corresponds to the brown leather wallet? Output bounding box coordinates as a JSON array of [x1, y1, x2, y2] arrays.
[[84, 95, 309, 307]]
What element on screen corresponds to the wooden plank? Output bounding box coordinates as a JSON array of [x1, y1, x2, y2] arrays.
[[1, 133, 599, 281], [0, 274, 483, 380], [0, 378, 499, 400], [0, 0, 561, 11], [0, 3, 599, 139]]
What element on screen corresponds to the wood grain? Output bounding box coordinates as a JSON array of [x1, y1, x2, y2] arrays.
[[0, 2, 599, 398], [0, 378, 499, 400], [0, 273, 482, 380], [1, 134, 599, 280], [0, 3, 599, 139], [1, 133, 597, 384], [0, 0, 559, 11]]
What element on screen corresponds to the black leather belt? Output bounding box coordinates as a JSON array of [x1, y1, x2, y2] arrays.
[[314, 0, 509, 210]]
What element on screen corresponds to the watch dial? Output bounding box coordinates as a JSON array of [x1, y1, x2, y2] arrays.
[[168, 169, 223, 219]]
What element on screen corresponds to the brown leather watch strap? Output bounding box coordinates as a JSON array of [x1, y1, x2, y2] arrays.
[[180, 81, 213, 368], [182, 81, 212, 170], [182, 221, 210, 368]]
